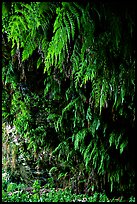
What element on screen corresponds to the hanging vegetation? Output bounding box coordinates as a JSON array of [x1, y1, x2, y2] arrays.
[[2, 1, 135, 199]]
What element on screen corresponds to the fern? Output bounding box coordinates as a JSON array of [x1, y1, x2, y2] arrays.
[[47, 114, 60, 123], [4, 2, 56, 64], [120, 140, 128, 154], [63, 13, 71, 44], [52, 139, 71, 163], [99, 79, 109, 114], [55, 116, 63, 132], [69, 3, 81, 30], [72, 128, 87, 151], [44, 2, 82, 74], [109, 132, 115, 147], [2, 2, 135, 196], [69, 5, 95, 88], [98, 153, 105, 174], [62, 97, 80, 116], [66, 11, 75, 40], [83, 142, 93, 168], [45, 25, 68, 72]]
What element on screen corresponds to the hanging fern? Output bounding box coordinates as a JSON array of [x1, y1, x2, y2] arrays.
[[2, 1, 135, 197], [3, 2, 57, 64], [72, 128, 87, 151], [44, 2, 83, 74]]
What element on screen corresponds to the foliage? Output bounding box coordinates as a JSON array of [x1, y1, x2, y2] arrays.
[[2, 1, 135, 200], [2, 177, 135, 202]]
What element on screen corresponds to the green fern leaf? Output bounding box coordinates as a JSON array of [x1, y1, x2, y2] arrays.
[[63, 14, 71, 43], [66, 11, 75, 40], [62, 97, 80, 116], [68, 3, 81, 31]]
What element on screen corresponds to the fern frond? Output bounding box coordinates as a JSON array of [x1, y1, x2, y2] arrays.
[[98, 153, 105, 174], [22, 38, 37, 61], [109, 132, 115, 147], [120, 140, 128, 154], [99, 79, 109, 114], [66, 11, 75, 40], [53, 8, 62, 33], [73, 128, 87, 151], [68, 3, 81, 31], [47, 114, 60, 121], [63, 13, 71, 43], [62, 97, 80, 116], [55, 116, 63, 132], [83, 141, 93, 161]]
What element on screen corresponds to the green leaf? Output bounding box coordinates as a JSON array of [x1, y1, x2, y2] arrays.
[[37, 57, 42, 69], [120, 141, 127, 154]]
